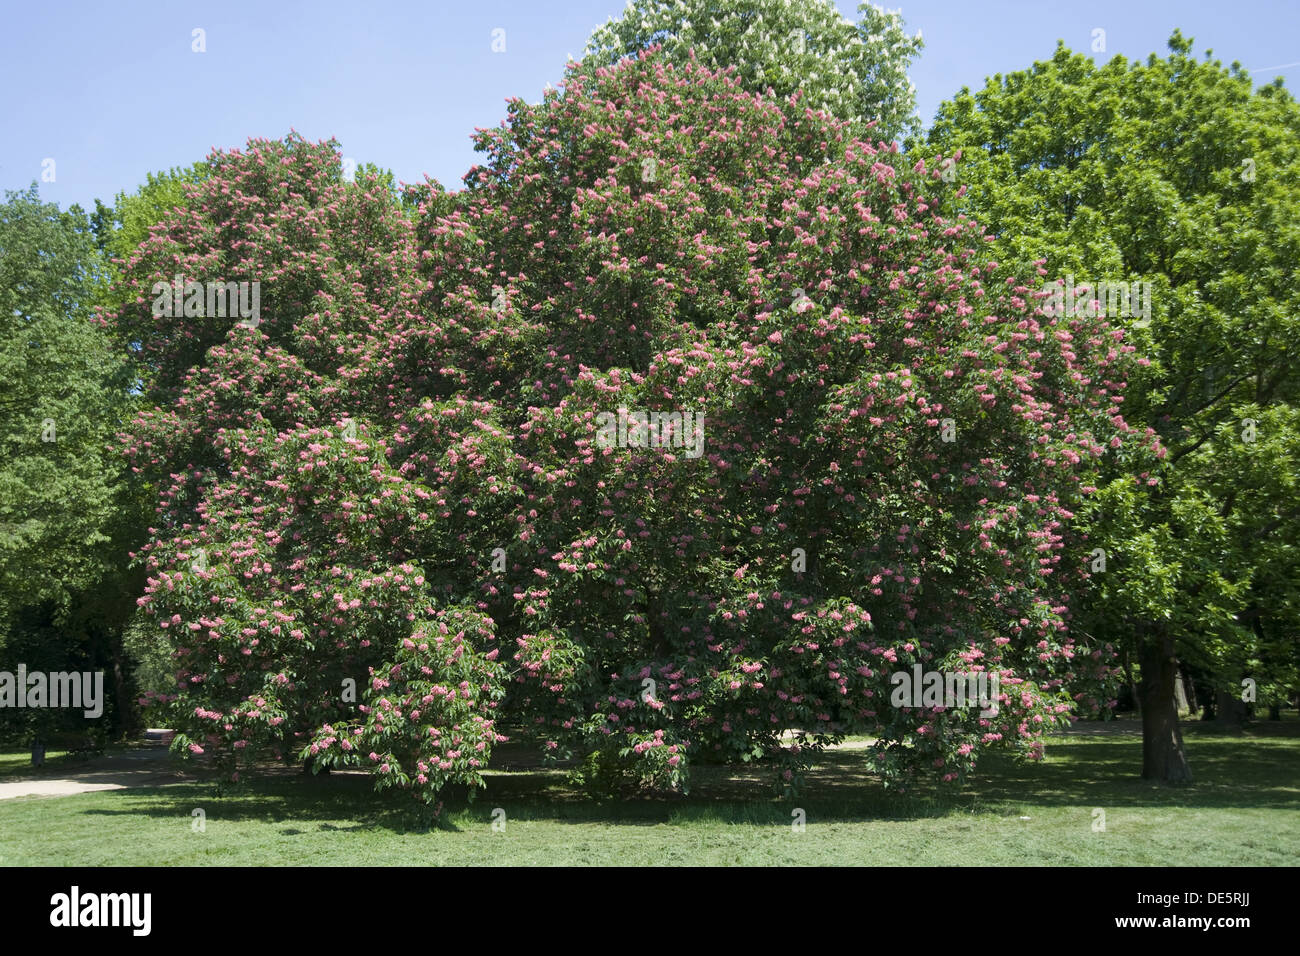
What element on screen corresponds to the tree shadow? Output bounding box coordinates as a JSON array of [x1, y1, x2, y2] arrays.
[[72, 724, 1298, 832]]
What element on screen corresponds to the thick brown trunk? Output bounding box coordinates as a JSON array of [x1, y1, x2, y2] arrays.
[[1213, 689, 1249, 727], [1138, 623, 1192, 784]]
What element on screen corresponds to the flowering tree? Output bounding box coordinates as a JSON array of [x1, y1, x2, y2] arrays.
[[422, 50, 1150, 793], [110, 51, 1151, 804], [104, 134, 512, 800], [584, 0, 924, 141]]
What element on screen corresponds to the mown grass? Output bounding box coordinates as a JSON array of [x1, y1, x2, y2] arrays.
[[1, 721, 1297, 866]]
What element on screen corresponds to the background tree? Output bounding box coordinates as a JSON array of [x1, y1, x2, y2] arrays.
[[92, 163, 210, 284], [921, 31, 1300, 783], [0, 185, 131, 627], [584, 0, 924, 141], [0, 184, 139, 747]]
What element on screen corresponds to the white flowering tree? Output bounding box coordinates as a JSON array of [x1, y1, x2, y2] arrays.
[[584, 0, 923, 141]]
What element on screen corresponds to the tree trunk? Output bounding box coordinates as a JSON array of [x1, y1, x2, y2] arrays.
[[1174, 672, 1190, 713], [111, 653, 136, 738], [1201, 691, 1217, 721], [1138, 623, 1192, 784], [1268, 703, 1281, 721], [1213, 689, 1248, 728], [1123, 648, 1140, 717], [1178, 662, 1199, 716]]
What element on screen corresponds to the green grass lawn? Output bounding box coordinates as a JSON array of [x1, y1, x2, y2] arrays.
[[2, 721, 1297, 866]]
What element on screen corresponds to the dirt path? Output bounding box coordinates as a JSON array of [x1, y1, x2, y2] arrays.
[[0, 730, 186, 801]]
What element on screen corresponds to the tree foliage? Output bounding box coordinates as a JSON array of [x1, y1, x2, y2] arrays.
[[0, 185, 142, 744], [922, 32, 1300, 750], [585, 0, 924, 141], [92, 164, 210, 281], [102, 52, 1153, 804], [0, 185, 131, 630]]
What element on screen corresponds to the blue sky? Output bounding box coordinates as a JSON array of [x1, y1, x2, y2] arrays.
[[3, 0, 1296, 213]]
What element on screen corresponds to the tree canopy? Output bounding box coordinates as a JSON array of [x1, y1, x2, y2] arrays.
[[922, 31, 1300, 779], [0, 185, 131, 631], [95, 49, 1159, 803], [585, 0, 924, 141]]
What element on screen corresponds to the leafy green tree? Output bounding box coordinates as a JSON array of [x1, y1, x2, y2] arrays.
[[0, 185, 141, 746], [91, 164, 208, 278], [584, 0, 924, 140], [922, 31, 1300, 782], [0, 185, 133, 626]]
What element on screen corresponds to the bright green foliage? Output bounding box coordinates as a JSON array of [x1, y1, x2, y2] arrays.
[[92, 165, 208, 278], [922, 31, 1300, 717], [0, 185, 133, 633], [584, 0, 923, 140]]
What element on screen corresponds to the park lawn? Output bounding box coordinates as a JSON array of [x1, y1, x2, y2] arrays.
[[1, 722, 1297, 866]]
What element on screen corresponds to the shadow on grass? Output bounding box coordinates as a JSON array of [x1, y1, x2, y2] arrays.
[[74, 724, 1299, 834], [0, 749, 101, 780], [960, 736, 1299, 811]]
